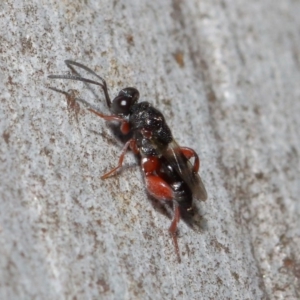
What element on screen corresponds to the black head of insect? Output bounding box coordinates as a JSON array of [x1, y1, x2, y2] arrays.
[[111, 87, 140, 116]]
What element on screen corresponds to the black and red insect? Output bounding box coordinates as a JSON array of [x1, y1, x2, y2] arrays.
[[48, 60, 207, 262]]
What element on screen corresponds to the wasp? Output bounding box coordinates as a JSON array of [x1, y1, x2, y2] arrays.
[[48, 60, 207, 262]]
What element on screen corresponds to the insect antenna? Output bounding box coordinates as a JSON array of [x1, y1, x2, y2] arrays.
[[48, 60, 111, 108], [65, 60, 111, 108], [48, 74, 103, 86], [65, 60, 104, 81]]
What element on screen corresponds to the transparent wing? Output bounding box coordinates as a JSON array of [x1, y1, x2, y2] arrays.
[[161, 140, 207, 201]]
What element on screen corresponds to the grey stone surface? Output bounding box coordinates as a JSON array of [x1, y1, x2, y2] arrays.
[[0, 0, 300, 299]]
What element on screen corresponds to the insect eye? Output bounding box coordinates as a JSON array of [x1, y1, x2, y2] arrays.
[[111, 87, 139, 115]]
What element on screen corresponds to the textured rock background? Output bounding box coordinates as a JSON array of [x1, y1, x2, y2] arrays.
[[0, 0, 300, 299]]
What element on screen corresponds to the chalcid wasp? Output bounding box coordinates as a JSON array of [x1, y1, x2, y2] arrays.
[[48, 60, 207, 262]]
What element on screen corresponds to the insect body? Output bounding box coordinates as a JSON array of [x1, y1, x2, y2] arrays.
[[48, 60, 207, 262]]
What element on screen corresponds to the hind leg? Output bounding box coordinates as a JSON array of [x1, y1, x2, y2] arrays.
[[169, 205, 181, 263], [180, 147, 200, 173], [142, 156, 182, 262]]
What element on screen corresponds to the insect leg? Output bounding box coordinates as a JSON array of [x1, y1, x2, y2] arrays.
[[88, 107, 130, 134], [101, 138, 137, 179], [88, 108, 124, 122], [180, 147, 200, 173], [142, 157, 173, 201], [142, 156, 181, 262], [144, 175, 174, 201], [169, 204, 181, 263]]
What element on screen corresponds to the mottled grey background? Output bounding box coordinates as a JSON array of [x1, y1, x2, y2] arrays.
[[0, 0, 300, 299]]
